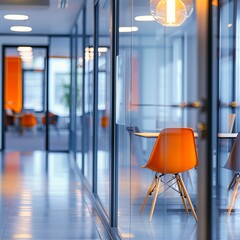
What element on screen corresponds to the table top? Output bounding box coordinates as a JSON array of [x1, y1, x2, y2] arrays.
[[134, 132, 199, 138], [134, 132, 238, 139]]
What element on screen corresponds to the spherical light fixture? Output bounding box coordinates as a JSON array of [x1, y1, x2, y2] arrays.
[[183, 0, 194, 17], [150, 0, 194, 27]]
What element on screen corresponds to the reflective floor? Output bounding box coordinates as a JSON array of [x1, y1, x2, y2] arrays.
[[0, 151, 110, 240]]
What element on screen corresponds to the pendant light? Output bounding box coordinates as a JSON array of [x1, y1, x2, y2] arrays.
[[183, 0, 194, 17], [150, 0, 194, 27]]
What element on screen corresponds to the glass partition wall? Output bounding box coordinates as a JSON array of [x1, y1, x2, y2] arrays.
[[217, 0, 240, 239], [76, 10, 84, 171], [49, 37, 71, 151], [84, 0, 94, 188], [70, 0, 227, 239], [117, 0, 200, 239], [3, 46, 47, 151], [96, 0, 111, 217]]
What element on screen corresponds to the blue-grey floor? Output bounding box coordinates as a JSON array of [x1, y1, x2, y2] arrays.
[[0, 151, 110, 240]]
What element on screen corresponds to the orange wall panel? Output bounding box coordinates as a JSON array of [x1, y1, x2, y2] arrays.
[[5, 57, 22, 113]]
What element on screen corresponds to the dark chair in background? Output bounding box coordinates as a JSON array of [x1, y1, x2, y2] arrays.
[[42, 112, 59, 135], [224, 132, 240, 218], [5, 109, 16, 131]]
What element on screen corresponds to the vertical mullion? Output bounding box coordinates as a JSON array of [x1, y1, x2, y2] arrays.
[[46, 42, 50, 151], [93, 0, 99, 195], [196, 0, 215, 239], [1, 46, 5, 150], [82, 4, 86, 175], [110, 0, 118, 228], [69, 33, 73, 152], [73, 27, 78, 157]]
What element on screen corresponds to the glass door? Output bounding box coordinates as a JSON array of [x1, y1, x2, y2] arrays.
[[96, 0, 111, 216], [3, 46, 47, 151], [116, 0, 213, 239], [48, 37, 71, 151]]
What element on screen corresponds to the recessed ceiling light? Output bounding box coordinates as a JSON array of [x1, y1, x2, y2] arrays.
[[21, 56, 33, 61], [98, 47, 108, 53], [19, 51, 33, 56], [10, 26, 32, 32], [17, 46, 32, 52], [135, 15, 155, 22], [119, 27, 138, 33], [4, 14, 28, 20]]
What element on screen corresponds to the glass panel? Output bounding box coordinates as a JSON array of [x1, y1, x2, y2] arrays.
[[217, 0, 239, 239], [23, 71, 44, 112], [84, 0, 94, 187], [76, 10, 83, 170], [70, 26, 77, 156], [49, 37, 70, 151], [117, 0, 200, 239], [117, 0, 132, 236], [4, 46, 46, 151], [97, 0, 111, 216]]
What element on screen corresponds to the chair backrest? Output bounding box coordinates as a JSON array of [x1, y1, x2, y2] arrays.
[[224, 133, 240, 172], [144, 128, 198, 174], [21, 113, 37, 127]]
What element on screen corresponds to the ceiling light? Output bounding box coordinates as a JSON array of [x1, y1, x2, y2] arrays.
[[21, 58, 33, 62], [10, 26, 32, 32], [119, 27, 138, 33], [135, 15, 155, 21], [17, 46, 32, 52], [21, 57, 33, 60], [4, 14, 28, 20], [19, 51, 33, 56], [150, 0, 194, 27], [21, 55, 33, 59], [22, 59, 33, 62], [98, 47, 108, 53], [228, 23, 233, 28]]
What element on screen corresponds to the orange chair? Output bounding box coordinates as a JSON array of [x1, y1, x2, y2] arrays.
[[100, 115, 109, 128], [20, 113, 37, 134], [140, 128, 198, 221], [224, 133, 240, 217]]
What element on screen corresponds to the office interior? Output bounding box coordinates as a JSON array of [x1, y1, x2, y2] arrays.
[[0, 0, 239, 239]]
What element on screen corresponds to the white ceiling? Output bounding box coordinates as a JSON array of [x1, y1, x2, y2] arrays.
[[0, 0, 84, 35]]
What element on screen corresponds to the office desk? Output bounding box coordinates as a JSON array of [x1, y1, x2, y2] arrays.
[[134, 132, 237, 139]]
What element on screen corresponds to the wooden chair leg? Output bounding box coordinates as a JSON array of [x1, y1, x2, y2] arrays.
[[179, 175, 198, 222], [228, 173, 237, 191], [140, 175, 157, 214], [227, 176, 240, 218], [149, 177, 160, 221], [176, 176, 189, 214]]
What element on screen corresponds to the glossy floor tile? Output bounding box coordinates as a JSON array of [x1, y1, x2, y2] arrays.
[[0, 151, 110, 240]]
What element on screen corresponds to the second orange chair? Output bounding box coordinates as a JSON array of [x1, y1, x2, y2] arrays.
[[20, 113, 37, 135]]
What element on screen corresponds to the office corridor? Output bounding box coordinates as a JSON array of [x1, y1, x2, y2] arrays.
[[0, 151, 110, 240]]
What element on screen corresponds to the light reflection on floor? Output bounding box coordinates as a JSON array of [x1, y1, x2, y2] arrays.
[[0, 151, 110, 240]]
